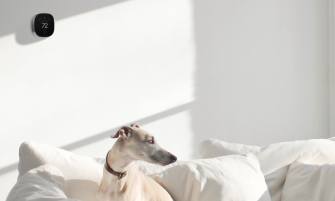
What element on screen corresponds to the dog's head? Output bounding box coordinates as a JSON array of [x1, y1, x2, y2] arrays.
[[111, 123, 177, 166]]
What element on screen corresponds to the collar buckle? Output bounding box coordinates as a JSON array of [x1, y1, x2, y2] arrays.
[[105, 150, 128, 181], [118, 172, 127, 180]]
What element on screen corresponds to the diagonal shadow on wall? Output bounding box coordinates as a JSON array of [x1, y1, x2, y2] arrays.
[[0, 0, 127, 45], [0, 101, 194, 176]]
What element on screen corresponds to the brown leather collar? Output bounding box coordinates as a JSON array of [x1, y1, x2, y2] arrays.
[[105, 150, 128, 180]]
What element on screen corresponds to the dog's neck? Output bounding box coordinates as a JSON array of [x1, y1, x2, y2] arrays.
[[106, 142, 134, 175]]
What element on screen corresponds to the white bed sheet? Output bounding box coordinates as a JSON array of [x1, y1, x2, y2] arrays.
[[9, 141, 271, 201]]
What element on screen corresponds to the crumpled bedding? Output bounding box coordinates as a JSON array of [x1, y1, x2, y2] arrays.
[[199, 138, 335, 201], [9, 141, 271, 201]]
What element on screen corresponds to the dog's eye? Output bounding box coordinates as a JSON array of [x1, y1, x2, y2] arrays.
[[149, 137, 155, 144]]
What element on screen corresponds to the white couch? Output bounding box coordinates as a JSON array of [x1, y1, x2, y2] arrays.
[[7, 139, 335, 201]]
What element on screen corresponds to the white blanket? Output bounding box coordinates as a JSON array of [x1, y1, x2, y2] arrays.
[[10, 141, 271, 201], [281, 162, 335, 201], [199, 139, 335, 201]]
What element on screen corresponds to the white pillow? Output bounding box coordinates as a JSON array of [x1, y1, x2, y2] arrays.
[[18, 141, 103, 201], [7, 164, 79, 201], [132, 160, 186, 175], [198, 139, 335, 201], [281, 162, 335, 201], [17, 141, 271, 201], [150, 153, 272, 201], [18, 141, 188, 201]]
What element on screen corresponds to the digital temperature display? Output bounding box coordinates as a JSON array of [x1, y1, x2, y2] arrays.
[[33, 13, 54, 37]]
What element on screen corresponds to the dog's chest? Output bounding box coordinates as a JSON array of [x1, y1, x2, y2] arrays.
[[103, 172, 144, 201], [107, 185, 143, 201]]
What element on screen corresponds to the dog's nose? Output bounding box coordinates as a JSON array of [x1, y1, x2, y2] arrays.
[[170, 154, 177, 162]]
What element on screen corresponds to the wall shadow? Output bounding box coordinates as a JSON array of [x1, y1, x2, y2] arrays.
[[0, 101, 194, 176], [191, 0, 330, 155], [191, 0, 278, 154], [191, 0, 244, 154], [0, 0, 126, 45], [60, 101, 194, 151]]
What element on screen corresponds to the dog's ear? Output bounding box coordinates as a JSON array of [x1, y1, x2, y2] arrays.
[[130, 123, 140, 128], [110, 131, 120, 138], [110, 126, 132, 140]]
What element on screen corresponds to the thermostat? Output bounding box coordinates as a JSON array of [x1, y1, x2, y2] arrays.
[[33, 13, 54, 37]]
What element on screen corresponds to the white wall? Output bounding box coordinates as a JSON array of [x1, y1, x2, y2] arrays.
[[0, 0, 330, 200], [191, 0, 330, 148], [0, 0, 195, 199]]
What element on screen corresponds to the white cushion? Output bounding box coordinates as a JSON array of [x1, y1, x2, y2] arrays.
[[18, 141, 186, 201], [7, 164, 79, 201], [133, 160, 186, 175], [150, 153, 272, 201], [18, 141, 103, 201], [17, 141, 271, 201], [281, 162, 335, 201], [198, 139, 335, 201]]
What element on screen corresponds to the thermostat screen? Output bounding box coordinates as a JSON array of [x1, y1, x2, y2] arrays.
[[34, 13, 54, 37]]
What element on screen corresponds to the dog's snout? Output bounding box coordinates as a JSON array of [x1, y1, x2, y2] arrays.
[[151, 151, 177, 166], [170, 154, 177, 162]]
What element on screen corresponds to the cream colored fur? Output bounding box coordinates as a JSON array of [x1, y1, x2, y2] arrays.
[[96, 123, 175, 201]]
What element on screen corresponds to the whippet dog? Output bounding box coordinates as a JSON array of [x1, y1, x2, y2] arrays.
[[96, 123, 177, 201]]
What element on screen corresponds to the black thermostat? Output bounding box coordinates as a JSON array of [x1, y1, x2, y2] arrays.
[[33, 13, 54, 37]]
